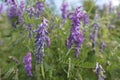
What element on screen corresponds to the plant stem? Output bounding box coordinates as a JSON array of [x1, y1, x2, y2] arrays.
[[35, 64, 40, 80], [67, 58, 71, 79], [41, 61, 45, 79], [0, 68, 1, 80]]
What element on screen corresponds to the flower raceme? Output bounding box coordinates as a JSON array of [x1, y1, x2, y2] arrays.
[[0, 4, 3, 15], [90, 12, 99, 48], [23, 52, 32, 77], [27, 1, 44, 18], [67, 6, 89, 58], [6, 0, 25, 28], [60, 1, 69, 19], [36, 2, 44, 17], [35, 17, 50, 64]]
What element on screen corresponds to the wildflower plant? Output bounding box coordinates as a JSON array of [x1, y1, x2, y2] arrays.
[[67, 6, 89, 58]]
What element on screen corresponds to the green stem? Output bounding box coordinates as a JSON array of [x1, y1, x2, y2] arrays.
[[58, 47, 73, 62], [0, 68, 1, 80], [41, 62, 45, 79], [67, 58, 71, 79], [35, 64, 40, 80]]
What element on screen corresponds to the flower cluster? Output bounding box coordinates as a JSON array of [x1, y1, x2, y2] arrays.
[[23, 52, 32, 77], [109, 1, 113, 13], [35, 17, 50, 64], [27, 1, 44, 18], [94, 62, 106, 80], [67, 7, 89, 58], [117, 11, 120, 19], [100, 41, 106, 52], [27, 7, 35, 18], [6, 0, 25, 28], [60, 1, 68, 19], [36, 2, 44, 17], [90, 12, 99, 48], [0, 4, 3, 15], [5, 0, 16, 4]]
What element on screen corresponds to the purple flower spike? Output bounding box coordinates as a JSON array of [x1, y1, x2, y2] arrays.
[[83, 13, 89, 26], [100, 41, 106, 52], [36, 2, 44, 11], [6, 0, 25, 28], [60, 1, 68, 19], [27, 7, 35, 18], [36, 2, 44, 17], [109, 1, 113, 13], [23, 52, 32, 77], [90, 12, 99, 48], [35, 17, 50, 64], [19, 0, 25, 13], [7, 4, 18, 18], [0, 4, 3, 15], [5, 0, 16, 4], [117, 11, 120, 19], [67, 6, 88, 58]]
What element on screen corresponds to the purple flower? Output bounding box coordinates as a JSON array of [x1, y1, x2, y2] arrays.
[[19, 0, 25, 13], [36, 2, 44, 11], [90, 12, 99, 48], [109, 1, 113, 13], [117, 11, 120, 19], [103, 4, 107, 14], [67, 6, 88, 58], [35, 17, 50, 64], [7, 0, 25, 28], [100, 41, 106, 52], [70, 7, 89, 27], [36, 2, 44, 17], [83, 13, 89, 26], [5, 0, 16, 4], [7, 4, 18, 18], [17, 0, 25, 24], [27, 7, 35, 18], [0, 4, 3, 15], [27, 1, 44, 18], [60, 1, 68, 19], [23, 52, 32, 77]]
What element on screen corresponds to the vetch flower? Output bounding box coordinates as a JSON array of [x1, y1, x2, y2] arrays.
[[34, 17, 50, 64], [117, 11, 120, 19], [35, 1, 44, 17], [60, 1, 68, 19], [7, 4, 18, 18], [103, 4, 107, 14], [109, 1, 113, 13], [5, 0, 16, 4], [27, 7, 35, 18], [90, 12, 99, 48], [23, 52, 32, 77], [7, 0, 25, 28], [67, 6, 89, 58], [17, 0, 25, 24], [27, 1, 44, 18], [0, 4, 3, 15], [100, 41, 106, 52]]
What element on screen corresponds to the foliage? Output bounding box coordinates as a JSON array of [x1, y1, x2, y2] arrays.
[[0, 0, 120, 80]]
